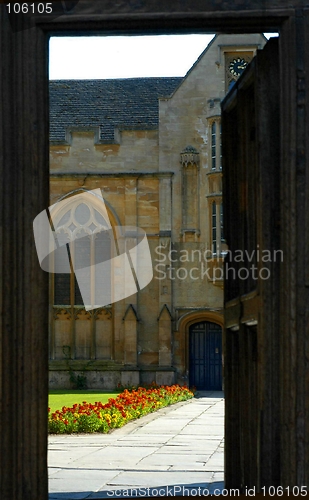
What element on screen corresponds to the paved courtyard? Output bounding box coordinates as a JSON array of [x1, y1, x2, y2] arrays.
[[49, 392, 224, 499]]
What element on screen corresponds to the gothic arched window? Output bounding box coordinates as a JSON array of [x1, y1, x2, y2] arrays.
[[53, 196, 112, 309]]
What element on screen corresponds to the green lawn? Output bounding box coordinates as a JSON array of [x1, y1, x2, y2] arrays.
[[49, 390, 120, 413]]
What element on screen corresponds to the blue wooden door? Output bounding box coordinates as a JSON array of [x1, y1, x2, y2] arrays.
[[189, 321, 222, 390]]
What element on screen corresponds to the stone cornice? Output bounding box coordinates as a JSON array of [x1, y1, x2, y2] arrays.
[[50, 171, 174, 179]]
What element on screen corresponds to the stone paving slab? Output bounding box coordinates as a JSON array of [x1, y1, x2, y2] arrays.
[[105, 470, 216, 486], [49, 391, 224, 499]]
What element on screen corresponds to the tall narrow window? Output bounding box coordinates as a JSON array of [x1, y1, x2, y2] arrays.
[[53, 200, 111, 309], [220, 202, 224, 242], [211, 122, 216, 170], [212, 201, 217, 254]]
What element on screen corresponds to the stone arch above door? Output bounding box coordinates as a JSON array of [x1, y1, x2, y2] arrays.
[[177, 310, 224, 333]]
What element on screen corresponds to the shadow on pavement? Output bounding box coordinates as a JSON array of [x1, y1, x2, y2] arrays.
[[194, 391, 224, 399]]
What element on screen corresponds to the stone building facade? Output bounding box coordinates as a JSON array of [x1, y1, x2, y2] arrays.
[[49, 33, 266, 390]]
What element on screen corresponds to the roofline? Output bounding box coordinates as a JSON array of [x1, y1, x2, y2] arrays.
[[49, 76, 183, 83], [159, 34, 217, 99], [159, 32, 267, 101]]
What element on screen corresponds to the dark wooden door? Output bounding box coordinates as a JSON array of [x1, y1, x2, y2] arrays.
[[189, 321, 222, 390], [222, 38, 281, 488]]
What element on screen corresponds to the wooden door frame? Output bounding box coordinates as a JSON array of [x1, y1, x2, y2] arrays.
[[1, 1, 308, 497]]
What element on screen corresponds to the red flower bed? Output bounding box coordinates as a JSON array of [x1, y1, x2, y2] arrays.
[[48, 384, 194, 434]]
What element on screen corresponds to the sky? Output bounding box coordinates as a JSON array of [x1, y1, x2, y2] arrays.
[[49, 34, 278, 80]]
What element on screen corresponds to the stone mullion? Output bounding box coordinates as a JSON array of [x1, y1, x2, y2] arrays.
[[124, 179, 137, 310], [90, 235, 96, 359], [70, 240, 76, 359]]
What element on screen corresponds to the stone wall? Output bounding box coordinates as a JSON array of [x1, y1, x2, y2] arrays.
[[49, 34, 266, 388]]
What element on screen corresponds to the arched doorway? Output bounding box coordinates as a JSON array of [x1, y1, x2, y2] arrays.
[[189, 321, 222, 390]]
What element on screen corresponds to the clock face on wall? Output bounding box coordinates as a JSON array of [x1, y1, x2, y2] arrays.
[[229, 57, 248, 78]]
